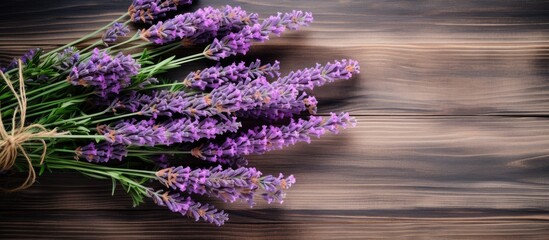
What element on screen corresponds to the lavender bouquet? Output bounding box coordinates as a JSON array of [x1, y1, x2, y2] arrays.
[[0, 1, 359, 225]]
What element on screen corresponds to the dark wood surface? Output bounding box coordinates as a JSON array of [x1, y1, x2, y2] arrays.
[[2, 0, 549, 239]]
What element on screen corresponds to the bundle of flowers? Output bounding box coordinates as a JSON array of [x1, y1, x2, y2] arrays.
[[0, 1, 359, 225]]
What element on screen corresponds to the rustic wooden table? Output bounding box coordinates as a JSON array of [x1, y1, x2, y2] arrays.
[[1, 0, 549, 239]]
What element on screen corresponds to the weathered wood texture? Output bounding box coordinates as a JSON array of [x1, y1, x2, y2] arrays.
[[1, 0, 549, 239]]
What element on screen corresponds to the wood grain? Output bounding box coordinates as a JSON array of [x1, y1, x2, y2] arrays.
[[1, 0, 549, 239], [2, 117, 549, 239]]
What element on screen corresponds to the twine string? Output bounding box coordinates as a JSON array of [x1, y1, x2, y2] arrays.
[[0, 59, 64, 191]]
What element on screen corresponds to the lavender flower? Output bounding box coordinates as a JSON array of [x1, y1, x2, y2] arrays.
[[156, 165, 295, 205], [182, 59, 280, 90], [99, 119, 165, 146], [55, 47, 80, 71], [129, 0, 192, 24], [146, 77, 274, 117], [204, 10, 313, 60], [75, 142, 127, 162], [150, 191, 228, 226], [274, 59, 360, 91], [114, 83, 246, 118], [235, 59, 359, 120], [102, 22, 130, 45], [100, 116, 240, 146], [123, 78, 269, 121], [203, 25, 255, 61], [141, 5, 259, 45], [260, 174, 296, 204], [1, 48, 40, 72], [235, 76, 280, 112], [192, 112, 356, 162], [68, 48, 140, 97], [237, 92, 317, 120]]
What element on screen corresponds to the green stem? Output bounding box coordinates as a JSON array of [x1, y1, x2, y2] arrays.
[[41, 107, 111, 128], [106, 33, 142, 51], [0, 81, 71, 114], [33, 135, 106, 140], [171, 54, 205, 65], [43, 13, 129, 58], [89, 112, 142, 125], [126, 42, 152, 53], [0, 79, 67, 102], [128, 150, 191, 154], [80, 40, 102, 52], [44, 156, 156, 176], [27, 94, 90, 114], [139, 53, 205, 75], [148, 42, 181, 58]]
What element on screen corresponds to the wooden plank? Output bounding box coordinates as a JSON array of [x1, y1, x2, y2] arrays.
[[1, 210, 548, 239], [1, 0, 549, 239], [2, 116, 549, 239], [1, 0, 549, 115]]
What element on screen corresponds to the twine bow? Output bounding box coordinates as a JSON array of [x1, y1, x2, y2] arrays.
[[0, 60, 64, 191]]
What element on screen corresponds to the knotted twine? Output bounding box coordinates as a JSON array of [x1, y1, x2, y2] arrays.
[[0, 59, 65, 191]]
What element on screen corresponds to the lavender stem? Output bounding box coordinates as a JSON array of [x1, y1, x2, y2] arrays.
[[43, 13, 129, 58]]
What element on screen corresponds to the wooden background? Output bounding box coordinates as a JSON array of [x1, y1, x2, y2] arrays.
[[1, 0, 549, 239]]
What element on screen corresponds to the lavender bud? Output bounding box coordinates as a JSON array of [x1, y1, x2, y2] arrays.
[[274, 59, 360, 91], [101, 116, 240, 146], [75, 142, 127, 162], [261, 174, 296, 204], [183, 59, 280, 91], [141, 5, 259, 45], [68, 48, 140, 97], [55, 47, 80, 71], [150, 191, 228, 226], [203, 10, 313, 60], [102, 22, 130, 45], [129, 0, 192, 24], [192, 113, 355, 161], [156, 166, 295, 206], [1, 48, 40, 72]]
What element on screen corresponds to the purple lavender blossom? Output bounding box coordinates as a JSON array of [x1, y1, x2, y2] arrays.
[[68, 48, 140, 97], [141, 5, 258, 45], [75, 142, 127, 162], [235, 76, 279, 111], [100, 116, 240, 146], [129, 0, 192, 24], [237, 92, 317, 120], [260, 174, 296, 204], [55, 47, 80, 71], [114, 87, 239, 118], [123, 77, 275, 121], [150, 191, 228, 226], [182, 59, 280, 90], [203, 26, 254, 61], [191, 112, 356, 162], [129, 77, 277, 118], [218, 5, 259, 34], [1, 48, 40, 72], [102, 22, 130, 45], [100, 119, 165, 146], [156, 165, 295, 205], [274, 59, 360, 91], [204, 10, 313, 60], [236, 60, 359, 120]]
